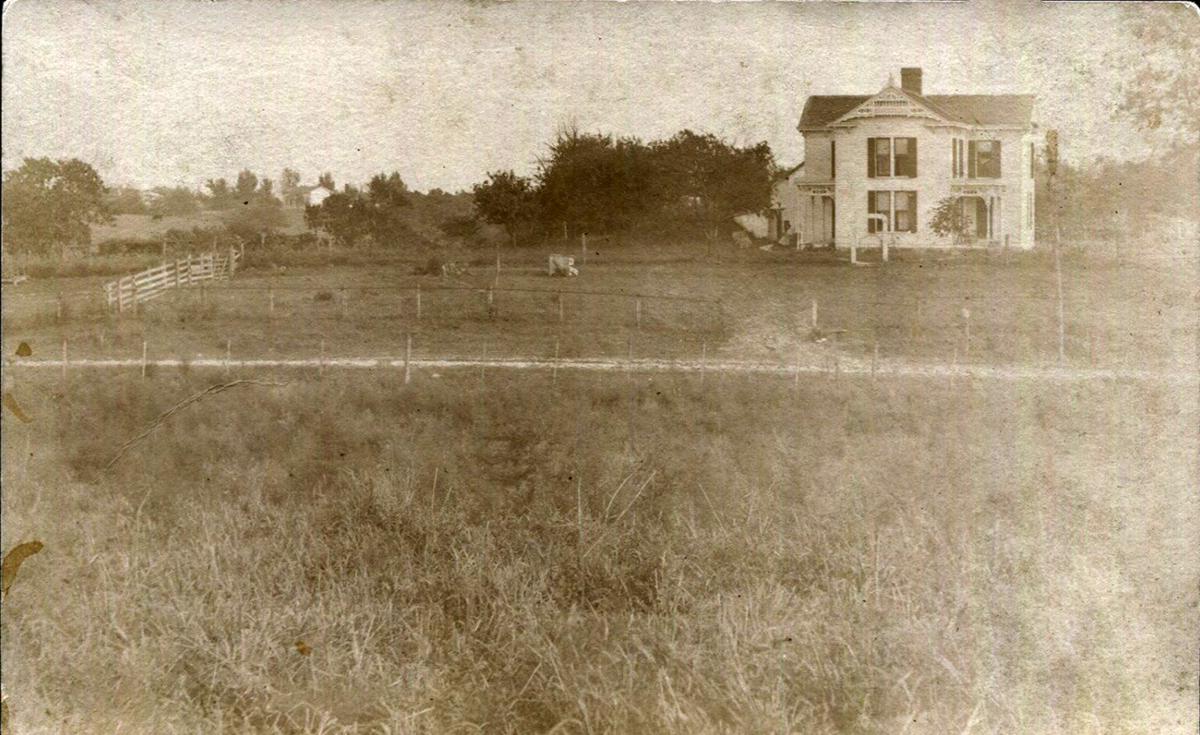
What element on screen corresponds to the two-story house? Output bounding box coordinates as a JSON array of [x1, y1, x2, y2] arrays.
[[794, 67, 1037, 250]]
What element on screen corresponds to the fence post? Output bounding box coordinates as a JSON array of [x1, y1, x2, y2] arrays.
[[319, 339, 325, 377], [176, 259, 183, 289], [186, 254, 194, 285], [962, 307, 971, 359], [141, 340, 148, 379], [269, 288, 275, 317], [340, 287, 347, 319], [635, 298, 642, 331], [404, 333, 412, 385], [553, 337, 560, 385], [61, 338, 67, 383], [811, 298, 818, 330], [56, 292, 64, 322], [700, 341, 707, 388], [225, 339, 232, 375], [416, 284, 422, 320], [558, 289, 564, 323], [793, 347, 802, 396], [581, 233, 587, 266], [479, 342, 486, 388]]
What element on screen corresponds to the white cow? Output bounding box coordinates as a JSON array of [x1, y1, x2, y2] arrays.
[[548, 255, 579, 277]]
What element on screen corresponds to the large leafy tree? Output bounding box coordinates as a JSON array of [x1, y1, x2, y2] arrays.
[[303, 173, 414, 247], [473, 170, 537, 246], [364, 172, 412, 245], [1, 157, 112, 256], [536, 127, 655, 235], [649, 130, 775, 237], [1111, 5, 1200, 147]]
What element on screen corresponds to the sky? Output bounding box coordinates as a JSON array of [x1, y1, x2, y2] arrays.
[[1, 0, 1187, 193]]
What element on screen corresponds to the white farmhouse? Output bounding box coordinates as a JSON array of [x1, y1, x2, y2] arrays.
[[306, 185, 335, 207], [794, 67, 1037, 250]]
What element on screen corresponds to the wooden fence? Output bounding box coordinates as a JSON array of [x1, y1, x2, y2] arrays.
[[104, 248, 241, 312]]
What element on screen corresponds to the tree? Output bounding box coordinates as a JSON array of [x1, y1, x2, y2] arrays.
[[928, 196, 969, 244], [1, 157, 112, 256], [280, 168, 302, 206], [649, 130, 775, 238], [227, 197, 287, 242], [535, 126, 656, 236], [1111, 6, 1200, 147], [473, 170, 537, 246], [305, 185, 369, 246], [148, 186, 200, 217], [317, 172, 335, 190], [439, 215, 480, 241], [205, 177, 233, 209], [106, 186, 146, 215], [364, 172, 412, 245], [235, 169, 259, 201]]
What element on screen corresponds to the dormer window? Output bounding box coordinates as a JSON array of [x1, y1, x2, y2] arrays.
[[867, 137, 917, 178]]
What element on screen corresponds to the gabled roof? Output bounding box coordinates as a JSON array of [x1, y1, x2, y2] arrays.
[[799, 90, 1034, 129]]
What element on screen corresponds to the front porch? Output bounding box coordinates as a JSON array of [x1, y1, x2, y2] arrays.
[[797, 183, 836, 248], [950, 183, 1007, 247]]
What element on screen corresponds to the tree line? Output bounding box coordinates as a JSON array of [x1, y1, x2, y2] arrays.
[[471, 127, 777, 246]]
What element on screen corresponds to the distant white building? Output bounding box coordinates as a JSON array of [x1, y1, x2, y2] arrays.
[[306, 185, 334, 207]]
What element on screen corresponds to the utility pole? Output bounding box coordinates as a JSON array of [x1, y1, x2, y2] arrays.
[[1046, 129, 1065, 364]]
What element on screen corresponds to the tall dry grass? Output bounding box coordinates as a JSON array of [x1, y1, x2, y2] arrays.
[[1, 370, 1196, 733]]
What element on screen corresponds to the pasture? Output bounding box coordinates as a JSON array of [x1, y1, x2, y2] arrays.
[[1, 244, 1195, 371], [2, 245, 1197, 733]]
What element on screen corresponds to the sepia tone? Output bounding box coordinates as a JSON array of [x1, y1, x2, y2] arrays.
[[1, 1, 1197, 733]]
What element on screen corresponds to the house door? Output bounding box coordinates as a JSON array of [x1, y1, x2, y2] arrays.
[[975, 198, 989, 239], [823, 198, 835, 243]]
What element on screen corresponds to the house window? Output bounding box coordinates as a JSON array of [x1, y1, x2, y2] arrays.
[[868, 137, 917, 178], [894, 191, 916, 232], [867, 191, 917, 233], [968, 140, 1002, 178], [894, 138, 916, 177]]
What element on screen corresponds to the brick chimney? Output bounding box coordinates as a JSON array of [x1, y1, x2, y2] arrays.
[[900, 67, 923, 96]]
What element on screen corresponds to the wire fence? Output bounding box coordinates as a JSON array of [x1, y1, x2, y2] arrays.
[[2, 242, 1195, 374]]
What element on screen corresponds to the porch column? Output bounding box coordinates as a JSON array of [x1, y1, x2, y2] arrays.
[[996, 195, 1003, 246]]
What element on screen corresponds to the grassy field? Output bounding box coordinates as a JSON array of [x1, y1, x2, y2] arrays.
[[1, 368, 1196, 733], [2, 244, 1195, 371]]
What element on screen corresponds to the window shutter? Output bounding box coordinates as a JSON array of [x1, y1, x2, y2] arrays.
[[867, 138, 876, 178], [911, 191, 917, 232], [908, 138, 918, 177], [831, 140, 836, 180], [867, 192, 875, 233], [951, 139, 957, 177], [968, 141, 977, 178], [993, 141, 1002, 177]]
